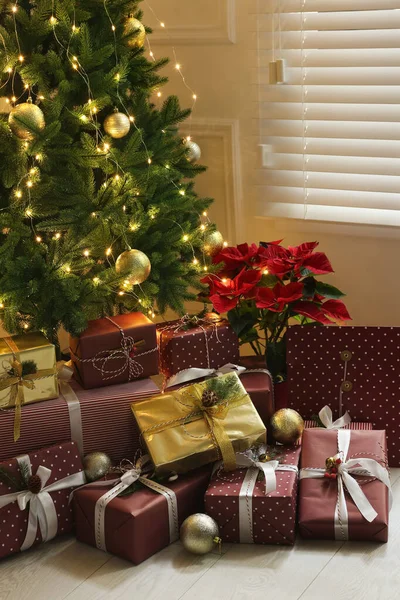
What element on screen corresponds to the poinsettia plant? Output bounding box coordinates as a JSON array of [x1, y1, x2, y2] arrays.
[[201, 240, 351, 380]]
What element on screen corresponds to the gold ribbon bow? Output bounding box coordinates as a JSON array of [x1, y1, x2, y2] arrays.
[[0, 358, 55, 442]]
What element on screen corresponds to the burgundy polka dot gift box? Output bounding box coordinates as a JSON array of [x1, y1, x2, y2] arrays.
[[0, 441, 85, 560], [205, 445, 300, 545], [157, 314, 239, 379], [286, 326, 400, 466]]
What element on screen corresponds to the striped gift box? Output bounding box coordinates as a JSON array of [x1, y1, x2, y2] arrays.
[[0, 378, 158, 463], [304, 420, 373, 430]]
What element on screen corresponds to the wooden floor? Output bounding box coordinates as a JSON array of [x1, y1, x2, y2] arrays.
[[1, 469, 399, 600]]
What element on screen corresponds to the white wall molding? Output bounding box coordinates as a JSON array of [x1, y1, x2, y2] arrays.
[[149, 0, 236, 45], [182, 117, 244, 244]]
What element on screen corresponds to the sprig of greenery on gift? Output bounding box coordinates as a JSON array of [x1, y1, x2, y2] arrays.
[[200, 241, 351, 380]]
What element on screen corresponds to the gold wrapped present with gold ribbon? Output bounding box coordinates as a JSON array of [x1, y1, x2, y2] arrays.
[[0, 332, 58, 441], [132, 372, 266, 474]]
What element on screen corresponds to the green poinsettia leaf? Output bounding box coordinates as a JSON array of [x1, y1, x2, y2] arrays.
[[315, 281, 346, 299]]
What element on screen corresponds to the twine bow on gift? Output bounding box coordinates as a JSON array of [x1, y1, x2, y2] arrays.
[[74, 455, 179, 552], [0, 455, 85, 551], [70, 316, 157, 383], [300, 429, 393, 540], [0, 356, 56, 442]]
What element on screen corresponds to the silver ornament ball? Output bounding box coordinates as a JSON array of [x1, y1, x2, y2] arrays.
[[180, 513, 220, 555], [83, 451, 112, 482], [184, 139, 201, 163]]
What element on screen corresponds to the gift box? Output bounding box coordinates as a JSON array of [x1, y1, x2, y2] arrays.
[[299, 428, 391, 542], [0, 377, 159, 464], [0, 441, 85, 559], [69, 312, 158, 389], [132, 372, 266, 474], [166, 365, 274, 429], [157, 314, 239, 378], [0, 332, 58, 441], [287, 325, 400, 465], [73, 462, 211, 565], [205, 445, 300, 545]]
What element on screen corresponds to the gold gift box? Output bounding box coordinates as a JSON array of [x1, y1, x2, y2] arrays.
[[132, 372, 266, 474], [0, 332, 58, 440]]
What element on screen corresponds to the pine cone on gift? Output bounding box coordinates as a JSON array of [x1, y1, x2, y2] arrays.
[[201, 389, 219, 408], [27, 475, 42, 494]]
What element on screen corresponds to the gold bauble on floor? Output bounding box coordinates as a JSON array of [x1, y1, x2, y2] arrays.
[[124, 17, 146, 48], [8, 102, 45, 139], [270, 408, 305, 445], [180, 513, 220, 555], [203, 230, 224, 256], [115, 249, 151, 285], [103, 112, 131, 139]]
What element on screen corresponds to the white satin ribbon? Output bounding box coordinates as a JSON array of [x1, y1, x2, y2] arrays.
[[57, 363, 85, 457], [300, 429, 392, 540], [83, 456, 179, 552], [165, 363, 272, 389], [0, 454, 85, 551], [318, 405, 351, 430]]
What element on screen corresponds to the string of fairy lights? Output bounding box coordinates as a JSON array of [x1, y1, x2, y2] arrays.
[[0, 0, 228, 323]]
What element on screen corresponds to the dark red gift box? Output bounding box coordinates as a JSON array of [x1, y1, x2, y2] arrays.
[[73, 466, 211, 565], [70, 312, 158, 389], [157, 314, 239, 378], [205, 446, 300, 545], [299, 429, 390, 542], [0, 441, 84, 560], [0, 377, 159, 464], [287, 325, 400, 465]]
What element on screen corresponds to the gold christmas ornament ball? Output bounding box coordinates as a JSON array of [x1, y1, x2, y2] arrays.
[[83, 452, 112, 482], [115, 249, 151, 285], [203, 230, 224, 256], [270, 408, 304, 445], [8, 102, 45, 140], [180, 513, 220, 555], [184, 139, 201, 163], [104, 112, 131, 139], [124, 17, 146, 48]]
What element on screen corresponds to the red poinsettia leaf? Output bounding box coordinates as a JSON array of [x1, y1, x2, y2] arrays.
[[274, 281, 304, 303], [289, 241, 319, 258], [255, 287, 276, 309], [322, 299, 352, 323], [259, 239, 284, 248], [301, 252, 333, 275], [209, 293, 238, 314], [213, 243, 258, 271], [291, 301, 332, 324]]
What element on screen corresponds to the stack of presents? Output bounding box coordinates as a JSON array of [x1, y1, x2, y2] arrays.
[[0, 313, 395, 563]]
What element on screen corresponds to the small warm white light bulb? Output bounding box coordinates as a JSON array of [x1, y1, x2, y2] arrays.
[[25, 209, 32, 217], [157, 92, 162, 98], [36, 236, 42, 242], [80, 115, 88, 122], [23, 323, 29, 329], [24, 84, 29, 90], [114, 174, 120, 181], [103, 143, 110, 151], [179, 190, 185, 196], [55, 232, 61, 239], [182, 234, 189, 242], [12, 5, 17, 13], [202, 211, 208, 217], [193, 258, 199, 265], [147, 158, 152, 164], [118, 291, 124, 296], [193, 94, 197, 100], [150, 215, 155, 220], [0, 302, 4, 309], [160, 22, 165, 28], [5, 99, 10, 104], [7, 67, 12, 74], [38, 95, 45, 100], [105, 247, 112, 256], [111, 24, 116, 31], [18, 55, 24, 63], [35, 154, 42, 161], [223, 241, 228, 248], [200, 224, 206, 231], [72, 24, 76, 32], [129, 115, 134, 122], [72, 63, 78, 70], [65, 265, 71, 273], [263, 269, 269, 275], [30, 168, 36, 175], [11, 96, 16, 102], [186, 136, 191, 142], [175, 63, 180, 70], [93, 277, 100, 284], [50, 15, 57, 25], [15, 190, 22, 199], [83, 249, 90, 257], [203, 266, 208, 271], [26, 180, 33, 188], [222, 278, 228, 284]]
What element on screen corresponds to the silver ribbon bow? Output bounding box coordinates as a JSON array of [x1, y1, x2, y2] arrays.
[[0, 455, 85, 551], [166, 363, 272, 389], [76, 455, 179, 552], [318, 405, 351, 429], [300, 429, 393, 540]]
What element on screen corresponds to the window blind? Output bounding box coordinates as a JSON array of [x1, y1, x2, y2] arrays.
[[256, 0, 400, 226]]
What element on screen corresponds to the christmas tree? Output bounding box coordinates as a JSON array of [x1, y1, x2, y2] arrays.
[[0, 0, 223, 350]]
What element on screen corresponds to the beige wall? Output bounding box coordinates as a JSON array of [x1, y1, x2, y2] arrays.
[[144, 0, 400, 327]]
